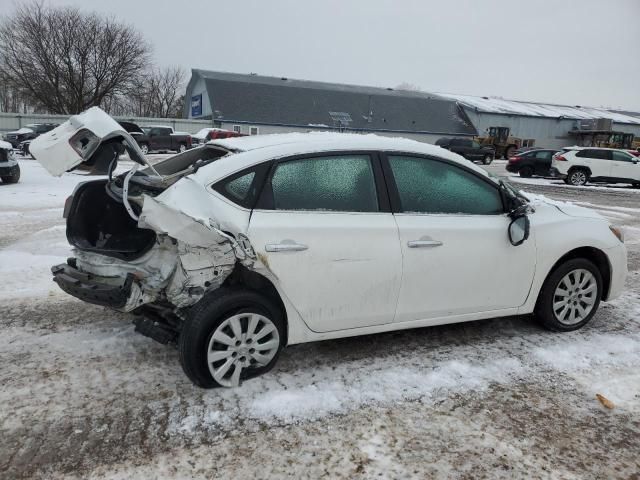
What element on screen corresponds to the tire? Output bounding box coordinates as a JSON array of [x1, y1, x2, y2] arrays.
[[139, 143, 149, 155], [535, 258, 602, 332], [177, 143, 187, 153], [519, 166, 534, 178], [179, 289, 285, 388], [568, 168, 588, 186], [482, 155, 492, 165], [1, 169, 20, 184]]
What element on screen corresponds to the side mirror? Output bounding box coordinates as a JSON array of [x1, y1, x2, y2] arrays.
[[509, 215, 530, 246]]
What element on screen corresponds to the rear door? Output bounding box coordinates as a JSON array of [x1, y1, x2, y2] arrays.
[[247, 152, 402, 333], [574, 149, 611, 178], [610, 150, 640, 182], [533, 150, 554, 175]]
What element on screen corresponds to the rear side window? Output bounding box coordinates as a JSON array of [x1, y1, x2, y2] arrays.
[[213, 164, 269, 209], [388, 155, 503, 215], [577, 149, 610, 160], [268, 155, 378, 212]]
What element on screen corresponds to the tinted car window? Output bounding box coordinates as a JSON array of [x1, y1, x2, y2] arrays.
[[270, 155, 378, 212], [612, 151, 633, 162], [213, 163, 268, 209], [388, 155, 503, 215], [577, 149, 610, 160], [534, 151, 551, 159]]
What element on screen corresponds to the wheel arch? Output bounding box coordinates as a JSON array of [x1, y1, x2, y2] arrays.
[[222, 264, 289, 343], [568, 165, 592, 177], [541, 246, 611, 301]]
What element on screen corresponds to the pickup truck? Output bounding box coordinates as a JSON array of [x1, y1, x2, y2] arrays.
[[133, 125, 192, 154], [435, 137, 495, 165]]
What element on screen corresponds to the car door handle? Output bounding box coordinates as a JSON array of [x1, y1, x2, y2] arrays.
[[407, 239, 443, 248], [265, 241, 308, 252]]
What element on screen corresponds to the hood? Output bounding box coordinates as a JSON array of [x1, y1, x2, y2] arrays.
[[523, 192, 605, 220], [30, 107, 151, 176], [0, 140, 12, 150]]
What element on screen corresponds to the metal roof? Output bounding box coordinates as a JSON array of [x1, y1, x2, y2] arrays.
[[436, 93, 640, 125], [190, 70, 477, 136]]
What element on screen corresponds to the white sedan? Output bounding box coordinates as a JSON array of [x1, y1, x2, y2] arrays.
[[32, 108, 627, 388]]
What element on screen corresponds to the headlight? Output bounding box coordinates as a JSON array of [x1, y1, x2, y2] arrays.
[[609, 225, 624, 243]]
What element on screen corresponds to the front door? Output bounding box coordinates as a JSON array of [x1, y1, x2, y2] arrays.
[[383, 154, 536, 323], [248, 153, 402, 333], [610, 150, 640, 182]]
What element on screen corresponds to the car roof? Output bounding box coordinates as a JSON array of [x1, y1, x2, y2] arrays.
[[194, 132, 491, 185]]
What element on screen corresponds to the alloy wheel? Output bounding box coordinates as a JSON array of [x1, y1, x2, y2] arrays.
[[207, 313, 280, 387], [552, 269, 597, 325], [570, 171, 587, 186]]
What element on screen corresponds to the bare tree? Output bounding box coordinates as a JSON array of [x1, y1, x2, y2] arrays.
[[108, 66, 185, 118], [0, 1, 151, 114]]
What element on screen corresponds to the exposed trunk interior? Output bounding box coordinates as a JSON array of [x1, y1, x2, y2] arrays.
[[67, 179, 157, 260]]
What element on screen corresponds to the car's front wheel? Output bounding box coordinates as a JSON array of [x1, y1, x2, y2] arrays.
[[482, 154, 492, 165], [179, 289, 285, 388], [139, 143, 149, 155], [535, 258, 602, 332]]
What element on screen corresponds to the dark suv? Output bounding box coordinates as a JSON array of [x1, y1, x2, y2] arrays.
[[3, 123, 58, 148], [435, 137, 495, 164], [506, 149, 559, 177]]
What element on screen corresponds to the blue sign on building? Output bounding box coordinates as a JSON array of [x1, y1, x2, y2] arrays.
[[191, 94, 202, 117]]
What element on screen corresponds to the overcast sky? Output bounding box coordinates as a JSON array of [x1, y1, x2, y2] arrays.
[[3, 0, 640, 110]]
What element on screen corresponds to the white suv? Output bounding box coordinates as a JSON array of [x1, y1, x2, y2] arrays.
[[552, 147, 640, 186]]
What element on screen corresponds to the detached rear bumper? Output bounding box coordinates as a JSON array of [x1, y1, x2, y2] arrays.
[[52, 262, 136, 309]]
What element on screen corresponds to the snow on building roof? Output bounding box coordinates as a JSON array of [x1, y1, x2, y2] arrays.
[[435, 93, 640, 125]]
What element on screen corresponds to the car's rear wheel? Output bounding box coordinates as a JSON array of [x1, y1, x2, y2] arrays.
[[179, 289, 285, 388], [482, 154, 492, 165], [177, 143, 187, 153], [535, 258, 602, 332], [139, 143, 149, 155], [568, 168, 588, 186], [519, 166, 534, 178]]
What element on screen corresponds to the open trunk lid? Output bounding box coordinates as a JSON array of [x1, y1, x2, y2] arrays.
[[30, 107, 152, 176]]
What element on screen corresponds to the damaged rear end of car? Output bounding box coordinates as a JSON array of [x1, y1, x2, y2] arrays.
[[31, 107, 260, 346]]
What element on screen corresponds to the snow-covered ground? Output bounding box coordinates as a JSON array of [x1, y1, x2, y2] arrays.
[[1, 158, 640, 479]]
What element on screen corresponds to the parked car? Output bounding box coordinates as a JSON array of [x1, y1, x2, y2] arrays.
[[0, 140, 20, 183], [551, 147, 640, 186], [506, 149, 559, 177], [2, 123, 58, 148], [133, 125, 192, 154], [435, 137, 495, 164], [31, 108, 627, 388], [192, 128, 246, 146]]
